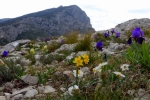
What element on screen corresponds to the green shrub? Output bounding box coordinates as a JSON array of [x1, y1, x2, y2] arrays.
[[25, 54, 36, 64], [0, 59, 26, 84], [122, 41, 150, 69], [64, 31, 78, 44], [40, 54, 66, 65], [74, 34, 92, 52], [47, 41, 62, 53], [143, 29, 150, 38]]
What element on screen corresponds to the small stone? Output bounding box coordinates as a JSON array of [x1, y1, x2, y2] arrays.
[[20, 59, 31, 66], [63, 70, 74, 80], [43, 86, 56, 93], [12, 94, 23, 100], [81, 67, 90, 75], [0, 96, 6, 100], [11, 86, 33, 97], [24, 89, 38, 98], [21, 74, 38, 85], [38, 86, 44, 93]]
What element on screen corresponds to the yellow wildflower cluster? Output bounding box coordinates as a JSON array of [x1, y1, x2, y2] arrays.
[[73, 54, 89, 67], [30, 48, 35, 54], [43, 45, 48, 51]]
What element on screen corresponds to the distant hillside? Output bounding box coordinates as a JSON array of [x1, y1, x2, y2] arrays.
[[0, 18, 11, 23], [0, 5, 95, 45]]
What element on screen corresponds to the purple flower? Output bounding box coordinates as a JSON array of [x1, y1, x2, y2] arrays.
[[60, 39, 65, 44], [111, 29, 115, 34], [132, 27, 144, 38], [116, 32, 120, 38], [1, 51, 9, 57], [104, 33, 109, 38], [96, 40, 103, 51], [45, 37, 51, 42], [127, 37, 132, 45], [127, 27, 145, 45], [138, 37, 145, 44]]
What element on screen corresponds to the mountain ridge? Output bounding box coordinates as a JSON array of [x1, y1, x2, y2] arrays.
[[0, 5, 95, 45]]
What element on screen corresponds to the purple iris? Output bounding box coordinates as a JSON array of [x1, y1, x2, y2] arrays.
[[96, 40, 103, 51], [115, 32, 120, 38], [127, 27, 145, 45], [104, 33, 109, 38], [1, 51, 9, 57], [111, 29, 115, 34], [132, 27, 143, 38], [45, 37, 51, 42], [138, 37, 145, 44], [60, 39, 65, 44], [127, 37, 132, 44]]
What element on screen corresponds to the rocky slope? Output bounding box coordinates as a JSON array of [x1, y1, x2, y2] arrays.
[[0, 5, 94, 45], [114, 18, 150, 33], [0, 30, 150, 99], [97, 18, 150, 36]]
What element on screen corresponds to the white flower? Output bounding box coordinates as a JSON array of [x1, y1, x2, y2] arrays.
[[98, 62, 108, 68], [93, 66, 102, 74], [68, 85, 79, 96], [73, 69, 84, 78], [120, 64, 129, 71], [113, 71, 125, 78], [92, 62, 108, 75]]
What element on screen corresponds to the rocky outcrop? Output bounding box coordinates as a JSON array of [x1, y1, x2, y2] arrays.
[[0, 5, 94, 45], [114, 18, 150, 33], [96, 18, 150, 36]]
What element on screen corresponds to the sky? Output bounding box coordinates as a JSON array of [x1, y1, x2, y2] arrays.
[[0, 0, 150, 31]]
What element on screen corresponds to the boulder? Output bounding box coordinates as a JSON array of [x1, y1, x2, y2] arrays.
[[0, 39, 30, 54]]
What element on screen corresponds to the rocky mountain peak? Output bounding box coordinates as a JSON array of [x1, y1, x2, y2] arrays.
[[0, 5, 95, 45]]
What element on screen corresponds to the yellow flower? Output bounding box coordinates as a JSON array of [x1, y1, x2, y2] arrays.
[[43, 45, 48, 50], [30, 48, 35, 54], [83, 58, 89, 64], [82, 54, 89, 64], [82, 54, 89, 59], [73, 56, 83, 67], [37, 45, 40, 48]]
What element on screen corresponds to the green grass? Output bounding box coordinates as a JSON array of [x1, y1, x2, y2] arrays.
[[64, 31, 78, 44], [74, 34, 92, 52], [47, 41, 62, 53], [0, 59, 26, 84], [143, 29, 150, 38]]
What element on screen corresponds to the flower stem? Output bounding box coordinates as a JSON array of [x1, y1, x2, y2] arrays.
[[76, 68, 78, 85]]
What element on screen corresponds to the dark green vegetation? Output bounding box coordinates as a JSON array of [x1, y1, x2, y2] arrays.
[[16, 29, 50, 41]]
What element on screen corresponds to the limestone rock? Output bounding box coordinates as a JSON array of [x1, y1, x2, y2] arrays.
[[11, 86, 33, 97], [20, 59, 31, 66], [0, 39, 30, 53], [11, 94, 23, 100], [0, 96, 6, 100], [21, 74, 38, 85], [24, 89, 38, 98], [43, 86, 56, 93]]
